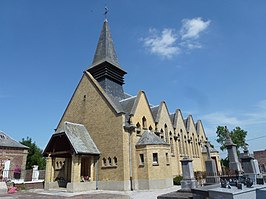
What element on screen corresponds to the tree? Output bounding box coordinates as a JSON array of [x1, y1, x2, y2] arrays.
[[216, 126, 248, 153], [20, 137, 46, 170]]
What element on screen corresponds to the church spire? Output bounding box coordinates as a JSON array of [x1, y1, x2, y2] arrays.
[[91, 19, 120, 68], [87, 20, 127, 101]]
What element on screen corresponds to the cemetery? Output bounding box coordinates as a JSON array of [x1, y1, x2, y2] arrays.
[[158, 127, 266, 199]]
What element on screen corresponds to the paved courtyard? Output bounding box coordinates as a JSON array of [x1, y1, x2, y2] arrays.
[[0, 186, 180, 199]]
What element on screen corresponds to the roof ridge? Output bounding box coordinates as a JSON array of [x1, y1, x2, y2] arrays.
[[119, 95, 137, 102]]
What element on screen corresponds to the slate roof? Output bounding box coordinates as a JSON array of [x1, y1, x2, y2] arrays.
[[84, 71, 124, 114], [169, 113, 176, 127], [54, 122, 100, 155], [119, 95, 137, 124], [150, 105, 160, 123], [120, 95, 137, 113], [0, 131, 28, 149], [136, 130, 169, 146], [89, 19, 124, 72]]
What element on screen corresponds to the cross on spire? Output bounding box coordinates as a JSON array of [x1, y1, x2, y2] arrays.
[[104, 6, 109, 20]]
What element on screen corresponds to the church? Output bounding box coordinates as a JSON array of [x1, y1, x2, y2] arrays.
[[43, 19, 221, 192]]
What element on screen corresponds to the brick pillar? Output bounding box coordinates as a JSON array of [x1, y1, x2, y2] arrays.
[[90, 157, 94, 181], [45, 157, 53, 182], [71, 154, 81, 183]]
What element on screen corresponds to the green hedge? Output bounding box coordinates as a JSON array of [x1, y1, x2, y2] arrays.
[[173, 175, 183, 185]]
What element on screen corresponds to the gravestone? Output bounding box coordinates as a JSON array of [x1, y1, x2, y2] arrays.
[[0, 182, 7, 193], [241, 147, 255, 173], [252, 159, 260, 174], [205, 141, 220, 185], [225, 127, 243, 173], [32, 165, 39, 181], [241, 146, 263, 185], [180, 156, 198, 192]]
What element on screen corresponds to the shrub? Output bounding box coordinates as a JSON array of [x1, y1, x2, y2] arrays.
[[173, 175, 183, 185]]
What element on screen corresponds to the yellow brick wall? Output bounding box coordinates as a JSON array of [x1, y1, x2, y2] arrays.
[[57, 73, 125, 182]]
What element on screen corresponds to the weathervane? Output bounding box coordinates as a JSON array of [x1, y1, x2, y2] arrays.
[[104, 5, 109, 20]]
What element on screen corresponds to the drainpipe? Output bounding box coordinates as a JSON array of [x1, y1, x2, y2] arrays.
[[95, 156, 99, 190], [124, 118, 136, 191], [129, 130, 133, 191]]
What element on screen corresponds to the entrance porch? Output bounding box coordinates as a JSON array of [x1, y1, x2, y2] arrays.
[[43, 122, 100, 192]]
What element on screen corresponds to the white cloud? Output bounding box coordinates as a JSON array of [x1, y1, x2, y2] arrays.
[[202, 112, 242, 127], [180, 17, 211, 40], [142, 17, 211, 59], [143, 28, 180, 59], [200, 99, 266, 136]]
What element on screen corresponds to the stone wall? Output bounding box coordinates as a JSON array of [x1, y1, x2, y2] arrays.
[[254, 150, 266, 173]]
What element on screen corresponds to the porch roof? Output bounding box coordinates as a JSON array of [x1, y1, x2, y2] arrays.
[[44, 122, 100, 156]]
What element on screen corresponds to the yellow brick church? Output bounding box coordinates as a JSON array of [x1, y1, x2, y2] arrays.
[[43, 20, 221, 192]]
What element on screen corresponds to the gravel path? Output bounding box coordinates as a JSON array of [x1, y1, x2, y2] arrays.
[[0, 186, 180, 199]]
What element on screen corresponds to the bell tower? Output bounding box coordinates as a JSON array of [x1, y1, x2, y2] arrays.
[[87, 20, 127, 101]]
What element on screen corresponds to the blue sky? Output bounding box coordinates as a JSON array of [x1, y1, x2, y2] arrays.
[[1, 1, 266, 158]]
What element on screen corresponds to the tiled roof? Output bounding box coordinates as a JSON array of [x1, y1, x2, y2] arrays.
[[55, 122, 100, 155], [136, 130, 169, 146], [0, 131, 28, 149]]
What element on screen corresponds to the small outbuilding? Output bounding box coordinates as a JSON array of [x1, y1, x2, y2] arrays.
[[0, 131, 28, 180]]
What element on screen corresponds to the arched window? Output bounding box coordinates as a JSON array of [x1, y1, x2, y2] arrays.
[[169, 131, 174, 155], [136, 122, 141, 135], [164, 124, 168, 143], [149, 126, 153, 131], [142, 116, 147, 129], [166, 153, 170, 165], [108, 157, 112, 166], [114, 157, 118, 166], [160, 129, 164, 139], [170, 137, 174, 155], [102, 158, 107, 166]]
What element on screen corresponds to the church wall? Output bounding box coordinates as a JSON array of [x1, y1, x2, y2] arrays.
[[57, 74, 126, 189], [155, 103, 180, 177], [135, 145, 172, 189], [174, 111, 188, 174], [127, 92, 173, 189], [129, 92, 154, 183], [130, 92, 155, 131]]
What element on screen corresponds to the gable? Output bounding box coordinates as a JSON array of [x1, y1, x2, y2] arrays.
[[196, 120, 208, 142], [130, 91, 155, 129], [155, 102, 174, 133], [186, 115, 197, 135], [174, 109, 187, 134], [57, 72, 124, 129]]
